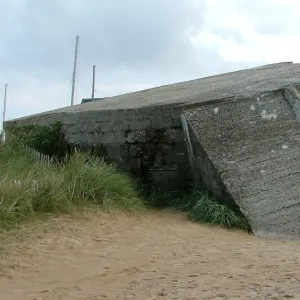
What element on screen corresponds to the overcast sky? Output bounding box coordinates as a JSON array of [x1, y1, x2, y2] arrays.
[[1, 0, 300, 122]]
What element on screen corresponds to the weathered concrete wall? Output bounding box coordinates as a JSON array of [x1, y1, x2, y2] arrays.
[[9, 106, 190, 191], [183, 89, 300, 239], [180, 113, 239, 212], [283, 85, 300, 121]]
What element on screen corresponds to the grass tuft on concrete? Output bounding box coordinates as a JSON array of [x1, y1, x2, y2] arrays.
[[0, 143, 144, 232]]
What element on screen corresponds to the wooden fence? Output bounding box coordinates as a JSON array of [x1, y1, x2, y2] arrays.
[[0, 147, 53, 191], [24, 146, 54, 165]]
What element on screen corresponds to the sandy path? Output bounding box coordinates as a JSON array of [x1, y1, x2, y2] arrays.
[[1, 211, 300, 300]]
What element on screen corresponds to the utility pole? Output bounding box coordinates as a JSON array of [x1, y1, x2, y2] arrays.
[[1, 83, 8, 143], [71, 35, 79, 106], [92, 65, 96, 100]]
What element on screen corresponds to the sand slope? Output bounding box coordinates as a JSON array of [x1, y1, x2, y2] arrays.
[[1, 211, 300, 300]]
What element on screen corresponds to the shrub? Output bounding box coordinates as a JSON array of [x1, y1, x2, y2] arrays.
[[6, 121, 70, 159]]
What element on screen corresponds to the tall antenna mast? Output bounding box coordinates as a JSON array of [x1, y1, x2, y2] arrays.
[[1, 83, 8, 143], [71, 35, 79, 106], [92, 65, 96, 100]]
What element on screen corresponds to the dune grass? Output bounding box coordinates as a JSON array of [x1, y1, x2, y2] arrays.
[[148, 188, 251, 231], [0, 142, 145, 232]]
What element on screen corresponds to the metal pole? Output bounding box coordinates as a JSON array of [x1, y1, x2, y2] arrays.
[[71, 35, 79, 106], [3, 83, 7, 124], [1, 83, 7, 143], [92, 65, 96, 100]]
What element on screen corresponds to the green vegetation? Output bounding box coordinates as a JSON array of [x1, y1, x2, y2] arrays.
[[0, 141, 144, 232], [6, 121, 70, 159], [0, 122, 251, 234], [148, 189, 251, 232]]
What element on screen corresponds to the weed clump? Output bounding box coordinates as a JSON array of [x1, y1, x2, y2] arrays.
[[148, 189, 251, 231], [186, 191, 250, 231]]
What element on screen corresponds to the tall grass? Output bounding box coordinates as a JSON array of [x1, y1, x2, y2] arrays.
[[148, 188, 251, 231], [0, 143, 144, 231], [186, 191, 250, 231]]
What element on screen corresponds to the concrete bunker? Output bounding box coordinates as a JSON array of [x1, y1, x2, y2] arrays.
[[6, 62, 300, 239]]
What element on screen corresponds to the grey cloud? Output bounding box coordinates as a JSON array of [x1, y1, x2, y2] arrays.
[[2, 0, 206, 81], [2, 0, 281, 122], [235, 1, 296, 36]]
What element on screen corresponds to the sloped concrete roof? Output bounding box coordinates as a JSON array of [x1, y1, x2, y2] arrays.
[[11, 62, 300, 121]]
